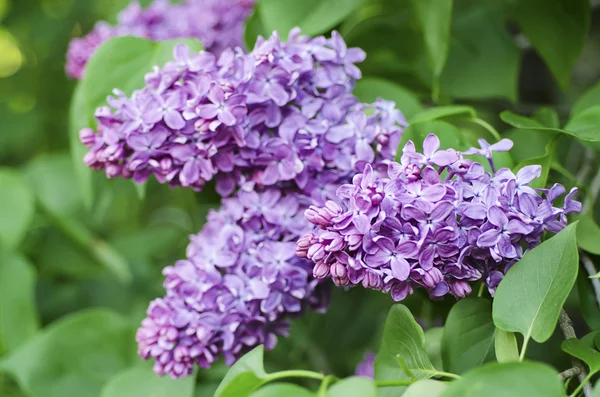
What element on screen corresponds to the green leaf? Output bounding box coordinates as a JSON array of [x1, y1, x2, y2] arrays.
[[404, 379, 447, 397], [573, 81, 600, 116], [251, 383, 315, 397], [409, 105, 476, 124], [374, 304, 436, 394], [353, 77, 423, 120], [100, 364, 196, 397], [511, 0, 590, 89], [214, 346, 268, 397], [258, 0, 364, 37], [514, 136, 558, 189], [593, 382, 600, 397], [494, 330, 519, 363], [492, 223, 579, 348], [440, 7, 520, 102], [326, 377, 376, 397], [424, 327, 444, 371], [70, 81, 94, 209], [577, 268, 600, 330], [561, 338, 600, 374], [440, 362, 565, 397], [501, 109, 600, 142], [533, 107, 560, 129], [442, 298, 495, 374], [0, 169, 34, 249], [410, 0, 452, 98], [575, 215, 600, 255], [24, 153, 83, 216], [244, 9, 267, 50], [0, 250, 38, 354], [0, 309, 136, 397]]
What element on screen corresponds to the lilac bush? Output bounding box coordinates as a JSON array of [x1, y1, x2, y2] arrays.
[[66, 0, 255, 79], [298, 134, 581, 301]]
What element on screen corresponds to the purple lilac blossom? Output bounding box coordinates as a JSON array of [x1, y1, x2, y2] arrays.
[[355, 352, 375, 379], [129, 30, 407, 378], [137, 188, 331, 378], [80, 29, 404, 196], [66, 0, 255, 79], [298, 134, 581, 301]]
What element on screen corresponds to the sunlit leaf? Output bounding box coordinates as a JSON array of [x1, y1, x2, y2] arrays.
[[0, 169, 34, 249]]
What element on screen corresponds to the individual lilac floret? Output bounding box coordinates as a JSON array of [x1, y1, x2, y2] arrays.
[[137, 188, 331, 378], [298, 134, 581, 301], [355, 352, 375, 379], [80, 29, 404, 196], [66, 0, 256, 79]]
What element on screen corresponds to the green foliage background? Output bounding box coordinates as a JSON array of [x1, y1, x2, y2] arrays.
[[2, 0, 600, 396]]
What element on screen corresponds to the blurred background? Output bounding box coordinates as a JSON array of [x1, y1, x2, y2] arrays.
[[1, 0, 600, 396]]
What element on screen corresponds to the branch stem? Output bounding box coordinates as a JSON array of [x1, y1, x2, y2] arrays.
[[559, 309, 592, 397]]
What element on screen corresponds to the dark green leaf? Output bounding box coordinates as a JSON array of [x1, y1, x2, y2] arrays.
[[251, 383, 315, 397], [440, 7, 520, 101], [577, 268, 600, 330], [561, 338, 600, 374], [410, 0, 452, 95], [353, 77, 423, 120], [0, 169, 34, 249], [244, 9, 266, 50], [374, 304, 435, 395], [0, 250, 38, 354], [511, 0, 590, 89], [0, 309, 136, 397], [409, 105, 476, 124], [575, 215, 600, 255], [440, 362, 564, 397], [494, 330, 519, 363], [258, 0, 364, 37], [404, 379, 447, 397], [214, 346, 268, 397], [504, 129, 551, 165], [442, 298, 495, 374], [100, 364, 196, 397], [326, 377, 376, 397], [493, 223, 579, 346]]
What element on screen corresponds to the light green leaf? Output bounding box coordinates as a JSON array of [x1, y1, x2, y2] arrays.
[[353, 77, 423, 120], [511, 0, 590, 89], [326, 377, 376, 397], [0, 250, 39, 354], [404, 379, 447, 397], [514, 136, 558, 189], [493, 223, 579, 349], [593, 382, 600, 397], [251, 383, 315, 397], [440, 7, 520, 102], [561, 338, 600, 374], [409, 105, 476, 124], [440, 362, 564, 397], [374, 304, 436, 397], [494, 330, 519, 363], [0, 309, 136, 397], [244, 9, 266, 50], [258, 0, 364, 37], [442, 298, 495, 374], [70, 81, 94, 209], [214, 346, 268, 397], [573, 81, 600, 116], [533, 107, 560, 129], [0, 169, 34, 249], [410, 0, 452, 98], [100, 364, 196, 397], [575, 215, 600, 255]]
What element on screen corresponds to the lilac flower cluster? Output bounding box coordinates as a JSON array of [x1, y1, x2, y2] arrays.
[[66, 0, 255, 79], [137, 189, 331, 378], [126, 30, 407, 378], [80, 29, 403, 198], [298, 135, 581, 301]]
